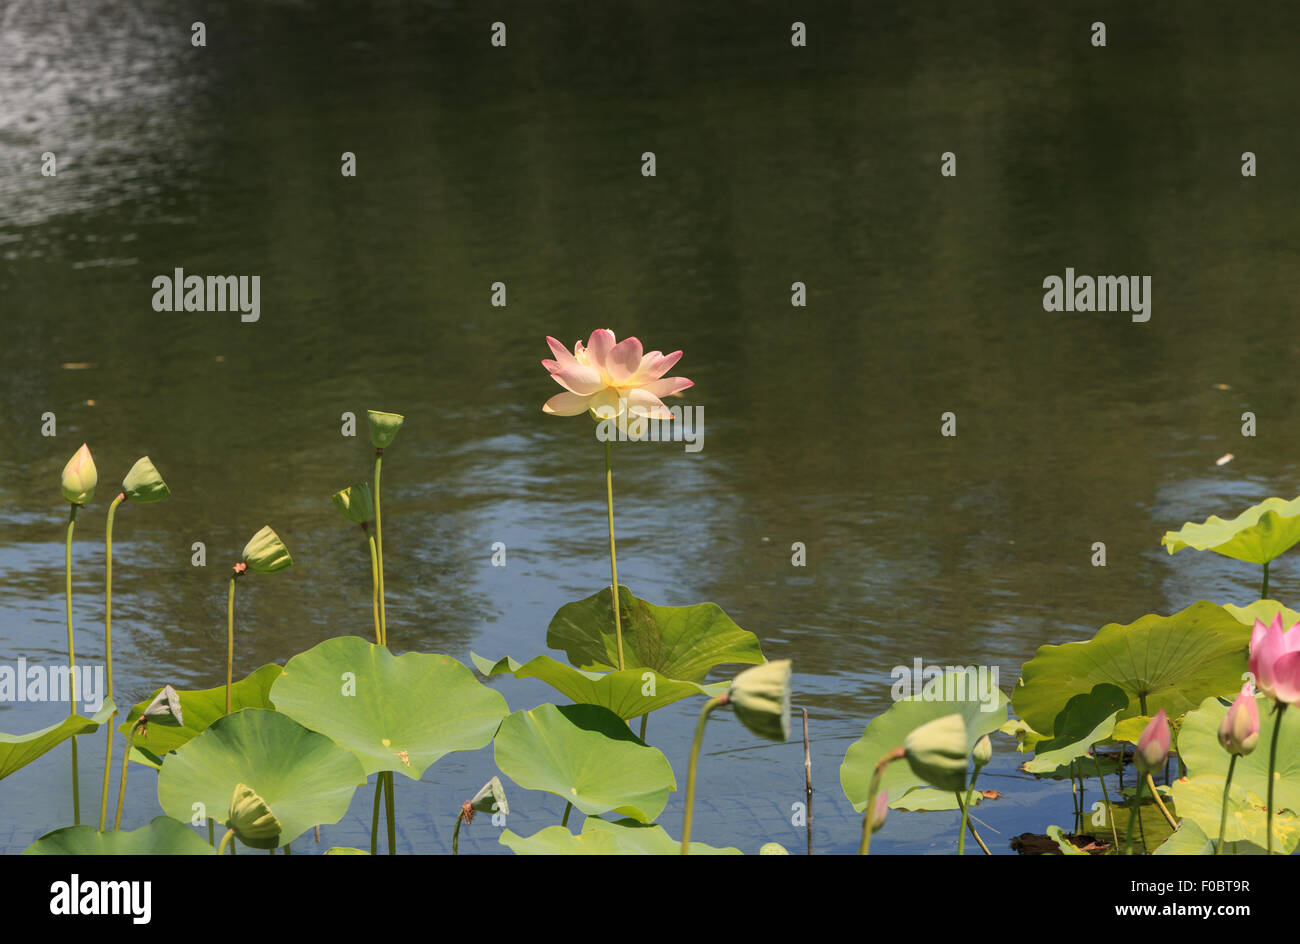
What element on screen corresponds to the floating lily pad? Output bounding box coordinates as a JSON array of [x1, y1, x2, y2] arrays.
[[1177, 692, 1300, 817], [325, 847, 370, 855], [272, 636, 508, 779], [118, 665, 282, 767], [1172, 775, 1300, 853], [0, 699, 116, 781], [494, 703, 676, 823], [158, 708, 364, 847], [1225, 600, 1300, 629], [547, 587, 764, 682], [1023, 684, 1126, 774], [1162, 496, 1300, 564], [1013, 602, 1248, 735], [23, 815, 215, 855], [840, 671, 1008, 813], [500, 817, 739, 854], [1044, 825, 1091, 855], [890, 787, 987, 812], [471, 653, 728, 720]]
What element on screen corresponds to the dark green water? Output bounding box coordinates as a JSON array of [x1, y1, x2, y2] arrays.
[[2, 0, 1298, 853]]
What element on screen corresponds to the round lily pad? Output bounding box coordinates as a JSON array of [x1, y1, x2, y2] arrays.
[[24, 816, 214, 855]]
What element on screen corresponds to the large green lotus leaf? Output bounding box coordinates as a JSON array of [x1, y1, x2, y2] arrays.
[[1024, 684, 1127, 774], [1171, 775, 1300, 853], [157, 708, 364, 847], [500, 817, 740, 855], [1153, 819, 1213, 855], [494, 703, 676, 823], [23, 815, 215, 855], [272, 636, 507, 779], [890, 787, 986, 811], [547, 587, 764, 682], [1225, 600, 1300, 629], [840, 671, 1008, 812], [118, 664, 282, 767], [1177, 693, 1300, 816], [1013, 602, 1248, 735], [471, 653, 728, 720], [0, 698, 116, 781], [1162, 496, 1300, 564]]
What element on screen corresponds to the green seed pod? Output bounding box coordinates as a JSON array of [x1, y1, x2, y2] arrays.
[[227, 782, 281, 850], [903, 713, 970, 792], [122, 456, 170, 503], [331, 483, 374, 525], [61, 443, 97, 505], [469, 776, 509, 816], [242, 525, 293, 574], [367, 410, 405, 449], [728, 659, 792, 742]]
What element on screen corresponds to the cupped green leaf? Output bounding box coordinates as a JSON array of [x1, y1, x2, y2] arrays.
[[840, 670, 1008, 812], [1178, 692, 1300, 817], [1162, 496, 1300, 564], [1012, 601, 1248, 735], [157, 708, 364, 847], [547, 587, 764, 682], [890, 787, 987, 812], [0, 699, 116, 781], [1023, 684, 1126, 774], [494, 703, 676, 823], [272, 636, 507, 779], [118, 665, 282, 767], [500, 816, 739, 855], [23, 816, 215, 855], [1152, 819, 1214, 855], [1171, 775, 1300, 853], [1225, 599, 1300, 629], [471, 653, 728, 720]]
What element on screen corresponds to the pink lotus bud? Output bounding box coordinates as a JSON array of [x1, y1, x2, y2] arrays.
[[1134, 709, 1171, 774], [870, 790, 889, 834], [1218, 685, 1260, 756]]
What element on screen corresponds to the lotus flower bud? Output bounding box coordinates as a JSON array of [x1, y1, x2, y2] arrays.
[[869, 789, 889, 833], [227, 782, 281, 849], [759, 842, 789, 855], [331, 483, 374, 525], [469, 776, 509, 816], [973, 734, 993, 767], [903, 713, 970, 792], [142, 684, 183, 727], [61, 444, 97, 505], [122, 456, 170, 503], [242, 525, 293, 574], [1218, 686, 1259, 756], [727, 659, 792, 742], [1134, 709, 1171, 775], [367, 410, 405, 449]]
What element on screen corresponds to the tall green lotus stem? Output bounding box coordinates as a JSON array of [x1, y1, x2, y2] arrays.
[[113, 723, 137, 830], [226, 570, 243, 714], [638, 714, 648, 742], [1094, 753, 1119, 849], [561, 802, 572, 827], [384, 770, 396, 854], [217, 828, 235, 856], [1216, 754, 1239, 855], [64, 503, 80, 825], [365, 525, 381, 646], [452, 807, 468, 855], [1262, 561, 1270, 600], [98, 492, 124, 830], [958, 767, 985, 856], [681, 694, 727, 853], [1267, 703, 1286, 855], [1123, 776, 1146, 855], [1145, 773, 1177, 829], [370, 774, 384, 856], [373, 452, 387, 646], [604, 440, 625, 670], [859, 747, 904, 854]]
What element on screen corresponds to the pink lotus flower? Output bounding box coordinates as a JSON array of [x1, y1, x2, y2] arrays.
[[541, 329, 693, 421], [1134, 709, 1171, 774], [1218, 683, 1260, 756], [1249, 613, 1300, 704]]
